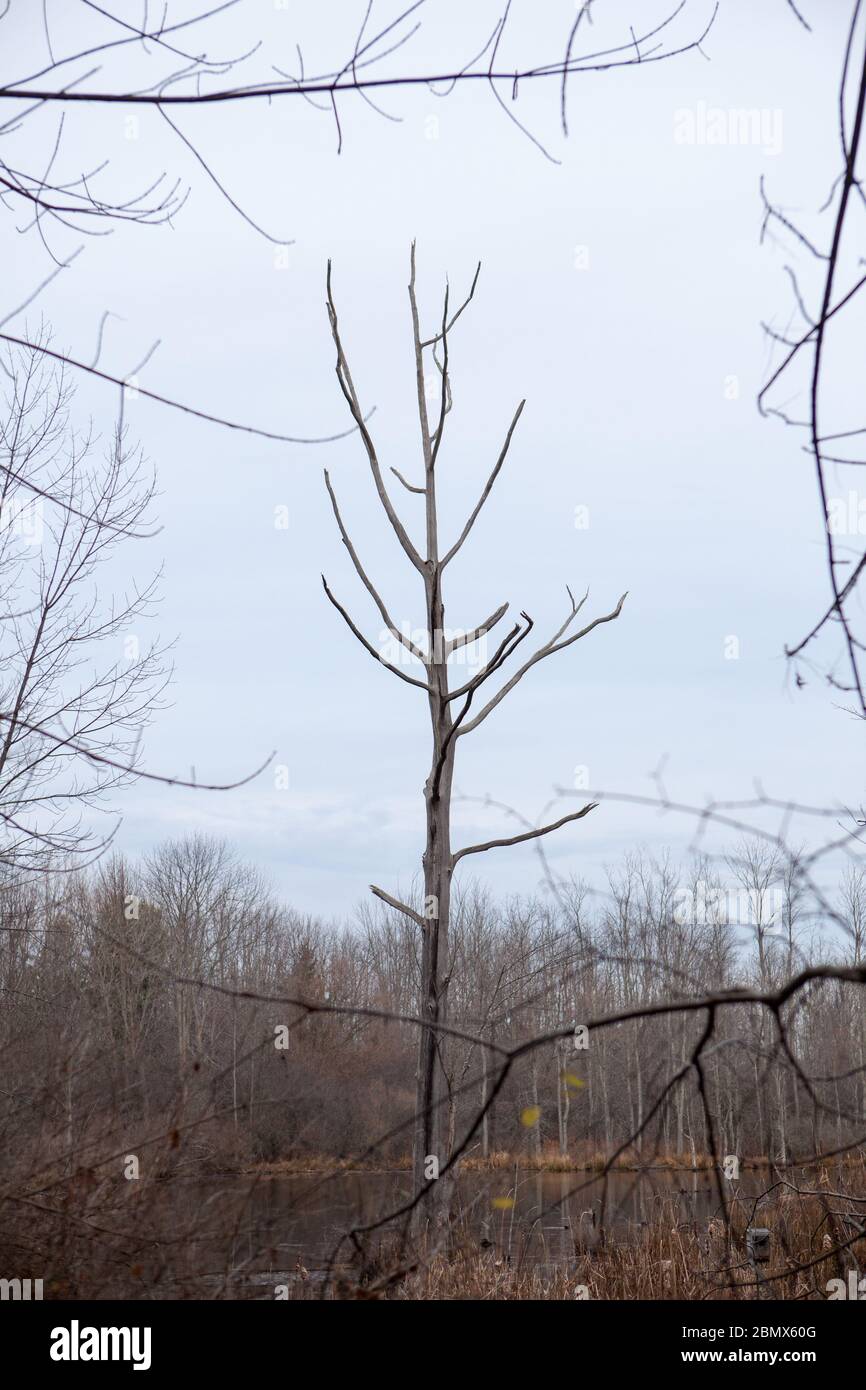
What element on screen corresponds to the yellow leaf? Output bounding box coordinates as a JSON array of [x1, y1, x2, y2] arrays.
[[491, 1196, 515, 1210], [561, 1072, 586, 1090], [520, 1105, 541, 1127]]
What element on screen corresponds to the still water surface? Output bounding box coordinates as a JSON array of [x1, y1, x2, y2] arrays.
[[174, 1168, 776, 1289]]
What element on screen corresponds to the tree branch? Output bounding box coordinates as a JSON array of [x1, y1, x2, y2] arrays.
[[445, 602, 508, 655], [0, 330, 358, 444], [321, 574, 433, 691], [441, 399, 525, 567], [327, 261, 425, 572], [323, 469, 427, 664], [420, 262, 481, 347], [452, 801, 596, 865], [457, 589, 627, 735], [390, 466, 424, 495], [369, 884, 426, 929]]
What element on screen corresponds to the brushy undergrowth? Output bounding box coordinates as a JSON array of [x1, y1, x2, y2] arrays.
[[4, 1162, 862, 1300]]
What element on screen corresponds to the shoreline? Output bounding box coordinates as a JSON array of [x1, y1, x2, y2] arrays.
[[240, 1150, 864, 1178]]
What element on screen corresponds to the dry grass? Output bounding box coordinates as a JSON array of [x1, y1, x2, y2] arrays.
[[309, 1175, 866, 1301], [249, 1145, 772, 1176], [457, 1146, 723, 1173], [247, 1154, 413, 1176]]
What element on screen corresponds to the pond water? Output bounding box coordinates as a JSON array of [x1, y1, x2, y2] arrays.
[[172, 1167, 779, 1289]]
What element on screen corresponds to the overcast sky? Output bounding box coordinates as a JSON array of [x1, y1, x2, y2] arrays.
[[5, 1, 862, 918]]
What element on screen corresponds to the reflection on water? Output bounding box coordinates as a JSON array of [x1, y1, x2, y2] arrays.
[[176, 1167, 776, 1288]]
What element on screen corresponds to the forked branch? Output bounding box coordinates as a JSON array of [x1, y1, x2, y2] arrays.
[[457, 588, 627, 736], [326, 261, 425, 572]]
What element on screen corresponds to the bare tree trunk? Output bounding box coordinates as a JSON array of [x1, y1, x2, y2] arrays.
[[480, 1041, 490, 1159], [412, 321, 456, 1227], [529, 1052, 541, 1160], [556, 1041, 571, 1157], [232, 999, 239, 1134]]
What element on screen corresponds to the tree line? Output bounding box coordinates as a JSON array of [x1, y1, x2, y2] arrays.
[[2, 832, 864, 1183]]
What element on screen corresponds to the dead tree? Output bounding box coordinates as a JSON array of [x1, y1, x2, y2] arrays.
[[322, 247, 626, 1221]]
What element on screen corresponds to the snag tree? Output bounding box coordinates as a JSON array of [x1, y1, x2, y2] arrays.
[[322, 247, 626, 1222]]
